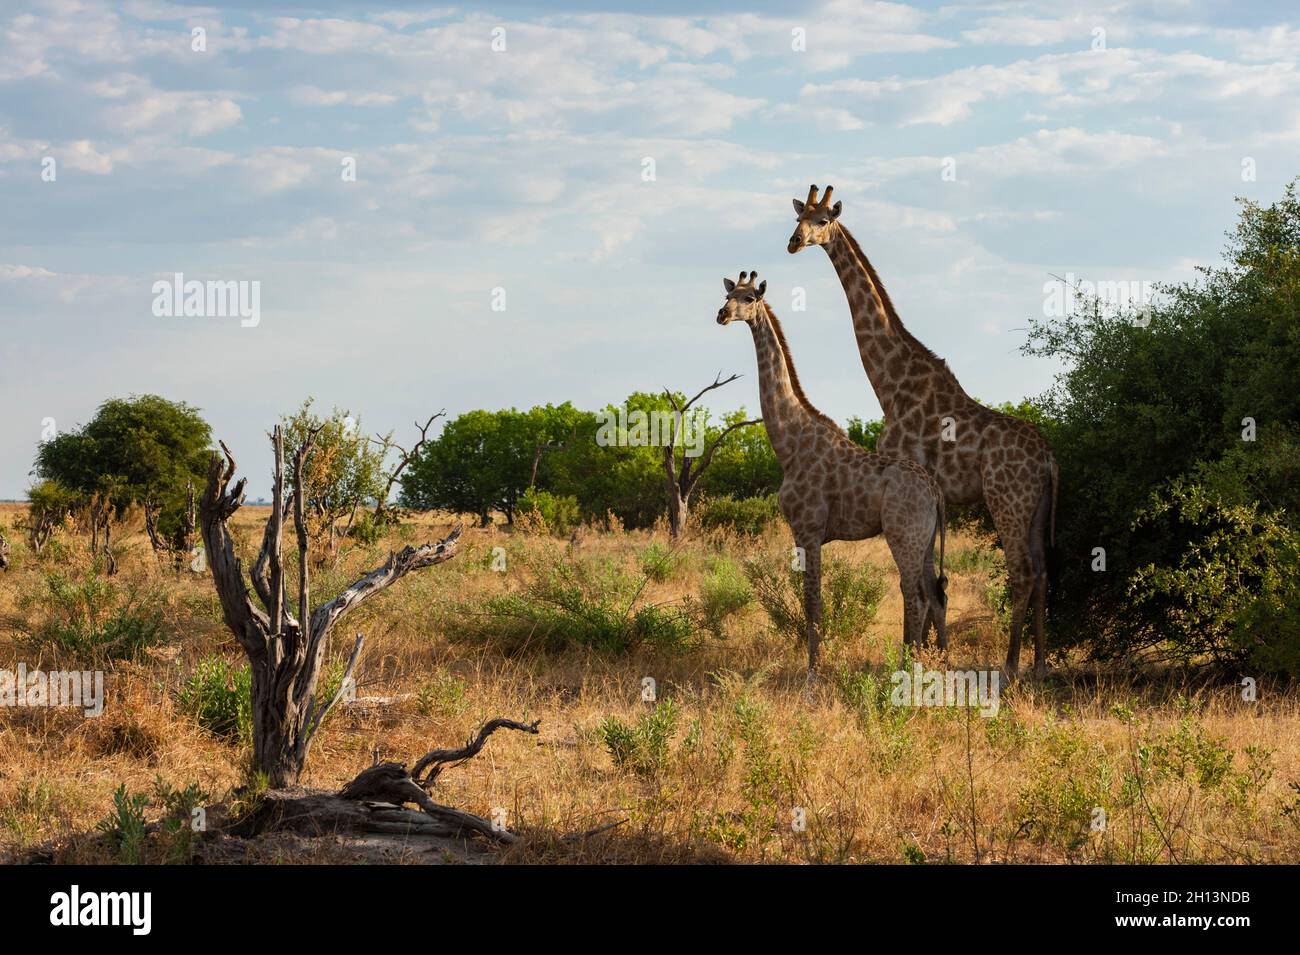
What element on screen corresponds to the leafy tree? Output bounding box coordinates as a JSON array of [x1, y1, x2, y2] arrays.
[[401, 404, 584, 525], [281, 399, 388, 558], [33, 395, 211, 558], [1025, 179, 1300, 670], [23, 479, 79, 555]]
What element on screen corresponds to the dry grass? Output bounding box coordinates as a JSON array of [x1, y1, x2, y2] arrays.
[[1, 501, 1297, 864]]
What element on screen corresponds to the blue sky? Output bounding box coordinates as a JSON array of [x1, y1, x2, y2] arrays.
[[1, 0, 1297, 497]]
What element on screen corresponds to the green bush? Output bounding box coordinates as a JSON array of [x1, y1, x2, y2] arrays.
[[1130, 481, 1300, 676], [699, 494, 781, 536], [692, 556, 753, 638], [17, 570, 166, 662], [640, 540, 685, 582], [457, 553, 694, 653], [1026, 180, 1300, 670], [599, 700, 679, 777], [744, 555, 886, 645], [177, 657, 252, 743], [518, 487, 580, 535]]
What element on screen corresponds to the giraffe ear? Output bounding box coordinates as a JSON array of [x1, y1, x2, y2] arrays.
[[757, 280, 767, 297], [792, 198, 805, 215], [723, 277, 736, 292], [830, 201, 842, 219]]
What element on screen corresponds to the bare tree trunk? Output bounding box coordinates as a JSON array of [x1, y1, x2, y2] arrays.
[[667, 486, 688, 540], [660, 373, 760, 541], [200, 427, 462, 788]]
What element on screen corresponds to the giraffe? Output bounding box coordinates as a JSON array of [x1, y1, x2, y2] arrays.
[[716, 271, 947, 673], [788, 185, 1058, 679]]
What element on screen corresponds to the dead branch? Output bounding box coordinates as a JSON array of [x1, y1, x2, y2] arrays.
[[338, 717, 542, 843]]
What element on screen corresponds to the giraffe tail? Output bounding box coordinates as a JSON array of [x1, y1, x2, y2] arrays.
[[935, 494, 948, 602]]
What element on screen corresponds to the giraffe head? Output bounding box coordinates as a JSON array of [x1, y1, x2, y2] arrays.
[[716, 270, 767, 325], [788, 183, 842, 253]]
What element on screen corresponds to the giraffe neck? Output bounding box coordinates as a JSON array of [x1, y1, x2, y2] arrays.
[[823, 223, 963, 417], [747, 302, 840, 463]]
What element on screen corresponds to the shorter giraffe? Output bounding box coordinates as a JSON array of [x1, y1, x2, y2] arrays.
[[717, 271, 947, 672]]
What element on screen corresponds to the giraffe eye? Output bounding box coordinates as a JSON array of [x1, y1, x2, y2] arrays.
[[817, 218, 829, 225]]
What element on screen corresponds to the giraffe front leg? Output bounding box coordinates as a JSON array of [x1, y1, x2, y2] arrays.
[[800, 541, 823, 674]]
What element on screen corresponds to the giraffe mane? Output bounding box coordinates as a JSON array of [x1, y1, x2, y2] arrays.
[[836, 223, 954, 374], [761, 301, 851, 438]]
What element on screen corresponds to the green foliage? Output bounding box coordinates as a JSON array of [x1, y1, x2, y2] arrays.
[[639, 541, 685, 582], [33, 394, 211, 538], [1026, 180, 1300, 669], [401, 404, 585, 525], [691, 555, 753, 639], [599, 700, 680, 777], [1130, 481, 1300, 675], [16, 570, 166, 662], [281, 399, 388, 552], [743, 555, 886, 645], [177, 657, 253, 743], [152, 777, 211, 864], [698, 494, 781, 536], [456, 552, 694, 653], [517, 487, 580, 535], [845, 416, 884, 452], [96, 784, 149, 864]]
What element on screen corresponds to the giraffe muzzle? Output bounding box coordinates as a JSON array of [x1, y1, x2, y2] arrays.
[[787, 234, 802, 253]]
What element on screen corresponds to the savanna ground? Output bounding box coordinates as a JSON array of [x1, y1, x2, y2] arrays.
[[1, 500, 1297, 865]]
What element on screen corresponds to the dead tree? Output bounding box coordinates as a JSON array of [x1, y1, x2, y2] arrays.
[[370, 411, 443, 528], [143, 480, 197, 569], [200, 425, 463, 787], [662, 372, 761, 539]]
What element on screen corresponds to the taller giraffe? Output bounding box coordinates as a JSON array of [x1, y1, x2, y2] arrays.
[[716, 271, 947, 673], [789, 185, 1058, 679]]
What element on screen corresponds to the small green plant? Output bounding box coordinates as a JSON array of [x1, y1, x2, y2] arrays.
[[153, 777, 211, 864], [96, 784, 149, 864], [691, 556, 752, 638], [744, 554, 885, 644], [177, 656, 252, 743], [416, 671, 469, 716], [459, 552, 693, 653], [640, 541, 685, 582], [17, 570, 166, 662], [1, 779, 57, 846], [599, 700, 680, 777]]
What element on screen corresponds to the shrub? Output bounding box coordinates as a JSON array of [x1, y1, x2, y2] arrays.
[[640, 540, 686, 582], [599, 700, 679, 777], [457, 553, 694, 653], [16, 570, 166, 663], [1025, 181, 1300, 668], [744, 555, 886, 645], [699, 494, 781, 536], [96, 784, 149, 865], [177, 657, 253, 743], [1130, 481, 1300, 675], [518, 487, 580, 536], [692, 556, 753, 638]]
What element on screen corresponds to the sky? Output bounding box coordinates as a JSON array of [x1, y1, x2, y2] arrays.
[[1, 0, 1298, 498]]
